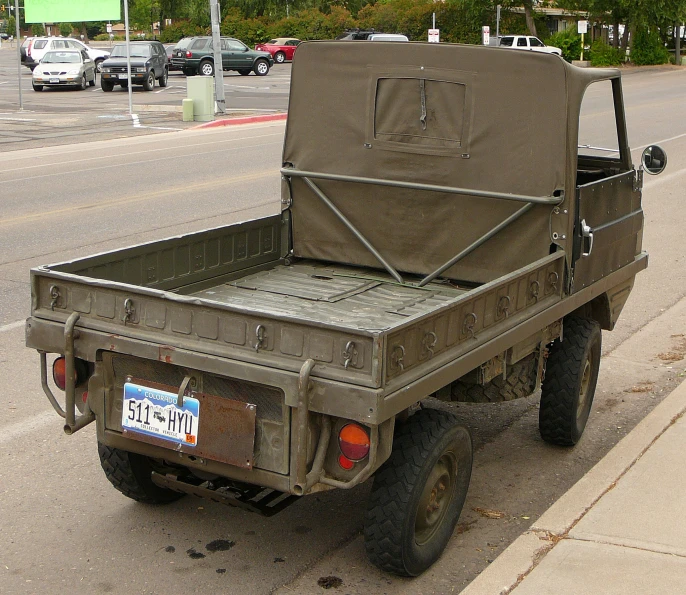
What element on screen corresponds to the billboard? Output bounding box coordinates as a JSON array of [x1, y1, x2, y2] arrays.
[[25, 0, 121, 23]]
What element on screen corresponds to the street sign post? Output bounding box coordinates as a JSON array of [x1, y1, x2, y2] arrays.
[[578, 20, 588, 61]]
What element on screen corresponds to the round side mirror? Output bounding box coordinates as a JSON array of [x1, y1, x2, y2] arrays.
[[641, 145, 667, 175]]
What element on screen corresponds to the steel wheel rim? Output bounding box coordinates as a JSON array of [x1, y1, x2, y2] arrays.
[[257, 62, 268, 74], [415, 452, 456, 545], [201, 63, 213, 75], [577, 356, 592, 418]]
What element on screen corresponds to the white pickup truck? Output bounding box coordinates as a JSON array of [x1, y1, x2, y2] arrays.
[[499, 35, 562, 55]]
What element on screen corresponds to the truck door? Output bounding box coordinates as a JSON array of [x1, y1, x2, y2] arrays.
[[572, 78, 642, 293]]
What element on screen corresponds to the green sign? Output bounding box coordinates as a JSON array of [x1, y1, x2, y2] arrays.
[[25, 0, 121, 23]]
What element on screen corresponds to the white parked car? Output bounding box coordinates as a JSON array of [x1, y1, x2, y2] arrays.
[[368, 34, 409, 42], [499, 35, 562, 56], [32, 50, 97, 91], [21, 37, 110, 72]]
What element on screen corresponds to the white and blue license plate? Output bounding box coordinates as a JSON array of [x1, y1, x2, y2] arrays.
[[122, 382, 200, 447], [118, 73, 128, 79], [49, 78, 59, 84]]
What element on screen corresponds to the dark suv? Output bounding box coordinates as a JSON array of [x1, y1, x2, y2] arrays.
[[100, 41, 168, 92], [171, 36, 273, 76]]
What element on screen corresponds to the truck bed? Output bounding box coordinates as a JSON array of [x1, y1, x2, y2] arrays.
[[29, 215, 567, 392], [189, 261, 466, 331]]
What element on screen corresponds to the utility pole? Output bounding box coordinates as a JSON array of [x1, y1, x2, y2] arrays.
[[210, 0, 226, 115]]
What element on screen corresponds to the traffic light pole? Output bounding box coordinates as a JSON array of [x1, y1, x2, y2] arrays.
[[14, 0, 22, 110]]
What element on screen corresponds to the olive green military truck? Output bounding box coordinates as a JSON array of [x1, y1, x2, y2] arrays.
[[26, 42, 667, 576]]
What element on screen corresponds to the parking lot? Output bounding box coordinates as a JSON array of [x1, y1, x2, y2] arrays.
[[0, 43, 291, 151]]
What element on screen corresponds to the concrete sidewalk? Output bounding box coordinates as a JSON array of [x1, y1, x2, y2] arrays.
[[461, 376, 686, 595]]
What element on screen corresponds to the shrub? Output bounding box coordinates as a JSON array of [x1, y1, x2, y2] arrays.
[[93, 33, 126, 41], [159, 20, 206, 44], [547, 27, 581, 62], [631, 26, 669, 65], [589, 40, 624, 67], [31, 23, 46, 36]]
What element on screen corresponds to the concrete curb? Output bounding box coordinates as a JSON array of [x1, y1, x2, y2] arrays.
[[190, 112, 287, 129], [460, 376, 686, 595]]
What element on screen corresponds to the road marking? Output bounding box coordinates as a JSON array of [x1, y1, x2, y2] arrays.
[[0, 320, 24, 333], [0, 117, 37, 121], [0, 169, 276, 226], [0, 410, 59, 447]]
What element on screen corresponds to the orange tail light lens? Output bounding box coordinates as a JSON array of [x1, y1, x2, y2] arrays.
[[338, 423, 370, 461], [52, 357, 70, 390]]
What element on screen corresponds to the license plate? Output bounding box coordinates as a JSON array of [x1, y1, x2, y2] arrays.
[[49, 78, 59, 84], [118, 73, 128, 79], [122, 382, 199, 447]]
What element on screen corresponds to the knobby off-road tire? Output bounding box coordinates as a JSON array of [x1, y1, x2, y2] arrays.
[[539, 316, 601, 446], [364, 409, 473, 576], [98, 443, 184, 504], [450, 354, 537, 403]]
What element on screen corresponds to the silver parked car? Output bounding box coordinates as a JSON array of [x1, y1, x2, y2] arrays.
[[32, 50, 97, 91]]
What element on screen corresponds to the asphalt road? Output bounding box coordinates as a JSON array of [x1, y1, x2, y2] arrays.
[[0, 45, 291, 150], [1, 66, 685, 595]]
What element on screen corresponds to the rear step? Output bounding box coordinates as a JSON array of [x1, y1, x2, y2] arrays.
[[151, 472, 299, 517]]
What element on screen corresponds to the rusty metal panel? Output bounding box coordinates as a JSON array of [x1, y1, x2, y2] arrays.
[[120, 377, 257, 469]]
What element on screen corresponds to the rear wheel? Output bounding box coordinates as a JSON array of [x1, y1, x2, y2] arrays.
[[79, 74, 87, 90], [253, 59, 270, 76], [88, 72, 96, 87], [143, 70, 155, 91], [238, 69, 251, 76], [364, 409, 472, 576], [539, 317, 601, 445], [199, 60, 214, 76], [98, 443, 184, 504], [158, 67, 168, 87], [95, 58, 104, 73], [101, 79, 114, 92], [274, 51, 286, 64]]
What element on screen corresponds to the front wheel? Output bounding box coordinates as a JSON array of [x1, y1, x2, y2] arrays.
[[32, 83, 43, 92], [253, 59, 270, 76], [101, 79, 114, 92], [199, 60, 214, 76], [539, 316, 601, 445], [98, 443, 184, 504], [274, 51, 286, 64], [364, 409, 473, 576], [95, 59, 104, 73], [143, 71, 155, 91]]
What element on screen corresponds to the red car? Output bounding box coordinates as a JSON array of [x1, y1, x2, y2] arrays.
[[254, 38, 301, 63]]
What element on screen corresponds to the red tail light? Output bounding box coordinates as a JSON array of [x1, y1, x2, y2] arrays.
[[27, 40, 33, 57], [338, 423, 370, 461], [186, 50, 192, 58]]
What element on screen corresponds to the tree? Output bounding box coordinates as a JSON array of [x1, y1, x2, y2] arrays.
[[59, 22, 73, 37]]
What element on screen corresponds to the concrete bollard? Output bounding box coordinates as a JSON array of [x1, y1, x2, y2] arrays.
[[182, 98, 194, 122]]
